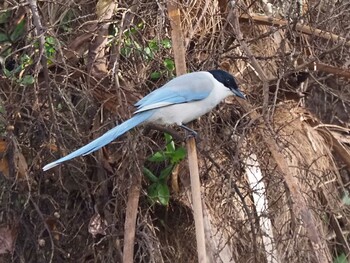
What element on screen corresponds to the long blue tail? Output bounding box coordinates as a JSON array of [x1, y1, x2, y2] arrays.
[[43, 111, 153, 171]]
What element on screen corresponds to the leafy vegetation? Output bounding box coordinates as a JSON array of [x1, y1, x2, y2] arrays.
[[144, 133, 186, 206]]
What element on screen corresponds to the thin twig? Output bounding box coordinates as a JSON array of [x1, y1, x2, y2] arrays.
[[229, 8, 270, 121]]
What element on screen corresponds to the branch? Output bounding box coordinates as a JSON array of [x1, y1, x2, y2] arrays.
[[240, 14, 350, 47], [312, 62, 350, 80], [123, 168, 142, 263]]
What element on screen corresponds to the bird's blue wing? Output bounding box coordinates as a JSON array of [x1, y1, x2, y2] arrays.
[[134, 88, 210, 113], [135, 72, 213, 113]]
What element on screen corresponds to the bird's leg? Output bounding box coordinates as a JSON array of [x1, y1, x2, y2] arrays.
[[180, 124, 198, 138]]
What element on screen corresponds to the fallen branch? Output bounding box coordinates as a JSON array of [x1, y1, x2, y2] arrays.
[[312, 62, 350, 80]]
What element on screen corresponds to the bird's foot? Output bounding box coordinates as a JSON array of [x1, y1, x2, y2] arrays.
[[180, 125, 200, 142]]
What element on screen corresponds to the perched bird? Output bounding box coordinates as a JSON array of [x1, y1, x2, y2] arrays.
[[43, 70, 245, 171]]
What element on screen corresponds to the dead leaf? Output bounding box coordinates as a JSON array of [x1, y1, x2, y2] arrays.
[[0, 158, 9, 178], [0, 226, 17, 255], [88, 213, 107, 237], [0, 140, 6, 152], [0, 140, 9, 178], [46, 217, 60, 241], [15, 148, 28, 179], [0, 138, 28, 179]]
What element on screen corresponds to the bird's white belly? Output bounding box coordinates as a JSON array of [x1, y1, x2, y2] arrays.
[[145, 98, 216, 125]]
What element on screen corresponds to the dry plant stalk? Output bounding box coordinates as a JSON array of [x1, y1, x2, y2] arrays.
[[87, 0, 116, 77], [167, 1, 207, 262], [123, 173, 142, 263]]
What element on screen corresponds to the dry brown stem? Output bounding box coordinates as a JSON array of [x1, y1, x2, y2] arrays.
[[313, 62, 350, 80], [123, 171, 142, 263], [87, 0, 117, 77], [167, 1, 207, 262]]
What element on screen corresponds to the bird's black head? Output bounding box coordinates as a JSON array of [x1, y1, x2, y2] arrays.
[[208, 69, 246, 99]]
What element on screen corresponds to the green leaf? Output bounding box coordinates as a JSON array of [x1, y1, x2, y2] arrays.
[[148, 39, 159, 51], [10, 19, 26, 42], [143, 46, 154, 59], [137, 22, 144, 29], [124, 27, 137, 38], [130, 27, 137, 34], [3, 68, 11, 77], [57, 103, 63, 111], [165, 133, 175, 152], [0, 33, 8, 43], [124, 37, 132, 46], [0, 11, 10, 24], [148, 151, 167, 162], [0, 104, 6, 114], [147, 182, 170, 206], [334, 253, 347, 263], [159, 165, 173, 180], [19, 75, 34, 86], [161, 38, 171, 49], [150, 71, 161, 80], [20, 54, 32, 67], [12, 65, 22, 74], [163, 58, 175, 72], [157, 183, 170, 206], [143, 167, 159, 183], [144, 46, 151, 54], [170, 147, 186, 164], [46, 46, 56, 58], [148, 183, 158, 201], [60, 10, 74, 32], [121, 46, 131, 57], [45, 36, 56, 45], [342, 192, 350, 205]]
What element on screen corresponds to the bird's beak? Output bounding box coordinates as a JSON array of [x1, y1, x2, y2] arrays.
[[232, 89, 246, 99]]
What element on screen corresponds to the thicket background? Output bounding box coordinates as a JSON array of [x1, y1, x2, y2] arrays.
[[0, 0, 350, 262]]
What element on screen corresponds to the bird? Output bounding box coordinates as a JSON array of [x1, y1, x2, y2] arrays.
[[43, 69, 245, 171]]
